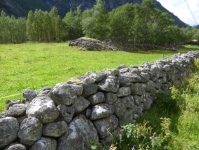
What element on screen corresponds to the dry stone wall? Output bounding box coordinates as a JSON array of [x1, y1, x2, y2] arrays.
[[1, 51, 199, 150]]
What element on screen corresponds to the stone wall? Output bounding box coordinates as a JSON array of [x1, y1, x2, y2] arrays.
[[1, 51, 199, 150]]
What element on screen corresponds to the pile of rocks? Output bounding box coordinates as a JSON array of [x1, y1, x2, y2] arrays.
[[1, 51, 199, 150], [69, 37, 186, 51]]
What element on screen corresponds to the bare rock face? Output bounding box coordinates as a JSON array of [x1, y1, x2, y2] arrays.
[[122, 95, 135, 108], [82, 84, 98, 97], [18, 117, 43, 146], [29, 137, 57, 150], [87, 92, 105, 105], [26, 96, 59, 124], [48, 83, 78, 106], [103, 69, 120, 76], [117, 87, 131, 97], [113, 97, 137, 126], [23, 89, 38, 101], [104, 92, 117, 105], [0, 117, 19, 149], [6, 100, 22, 110], [117, 64, 128, 70], [98, 76, 119, 93], [57, 105, 75, 123], [73, 96, 90, 114], [70, 84, 83, 96], [4, 143, 26, 150], [57, 114, 99, 150], [88, 71, 107, 82], [113, 98, 126, 117], [93, 115, 118, 138], [42, 121, 68, 138], [141, 93, 153, 110], [90, 104, 114, 120], [131, 83, 147, 95]]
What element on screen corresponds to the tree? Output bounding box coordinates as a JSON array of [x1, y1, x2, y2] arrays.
[[42, 11, 52, 42], [108, 3, 134, 42], [50, 6, 59, 41], [26, 10, 34, 41], [82, 0, 108, 39]]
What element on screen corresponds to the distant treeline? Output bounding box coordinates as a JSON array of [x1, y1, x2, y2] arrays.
[[0, 0, 199, 46]]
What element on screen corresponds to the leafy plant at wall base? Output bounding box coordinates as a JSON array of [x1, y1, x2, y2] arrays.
[[112, 119, 171, 150]]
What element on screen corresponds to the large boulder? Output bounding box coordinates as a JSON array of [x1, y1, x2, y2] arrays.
[[98, 76, 119, 93], [90, 104, 114, 120], [42, 121, 68, 138], [29, 137, 57, 150], [18, 117, 43, 146], [57, 114, 99, 150], [48, 83, 77, 106], [0, 117, 19, 149], [93, 115, 118, 138], [26, 96, 59, 124]]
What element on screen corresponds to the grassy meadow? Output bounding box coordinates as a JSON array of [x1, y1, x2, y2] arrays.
[[1, 42, 199, 149], [1, 42, 196, 112]]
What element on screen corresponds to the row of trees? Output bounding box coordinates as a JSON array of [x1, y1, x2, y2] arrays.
[[82, 0, 199, 46], [0, 0, 198, 46]]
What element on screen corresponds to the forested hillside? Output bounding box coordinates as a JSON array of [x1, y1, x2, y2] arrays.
[[0, 0, 198, 46], [0, 0, 187, 28]]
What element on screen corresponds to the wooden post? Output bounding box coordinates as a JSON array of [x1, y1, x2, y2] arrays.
[[163, 52, 164, 58]]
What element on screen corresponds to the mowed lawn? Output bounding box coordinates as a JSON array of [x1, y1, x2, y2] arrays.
[[0, 42, 199, 112]]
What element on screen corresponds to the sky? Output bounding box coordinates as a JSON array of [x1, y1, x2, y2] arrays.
[[156, 0, 199, 26]]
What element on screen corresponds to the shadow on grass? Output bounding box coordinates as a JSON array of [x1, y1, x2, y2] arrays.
[[122, 45, 199, 55], [136, 91, 183, 136]]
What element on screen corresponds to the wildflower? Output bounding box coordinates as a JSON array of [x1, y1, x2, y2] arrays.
[[162, 111, 164, 113], [155, 141, 157, 145], [132, 145, 135, 150], [150, 137, 152, 140], [164, 146, 166, 149], [193, 122, 195, 123]]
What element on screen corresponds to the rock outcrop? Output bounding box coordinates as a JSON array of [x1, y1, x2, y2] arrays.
[[69, 37, 186, 51]]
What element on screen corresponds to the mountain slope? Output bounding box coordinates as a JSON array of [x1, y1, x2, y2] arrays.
[[0, 0, 187, 27]]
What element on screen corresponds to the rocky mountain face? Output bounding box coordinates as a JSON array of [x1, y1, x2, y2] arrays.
[[0, 0, 187, 28]]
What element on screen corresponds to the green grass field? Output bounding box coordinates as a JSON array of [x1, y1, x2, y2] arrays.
[[1, 43, 199, 149], [0, 43, 198, 112]]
